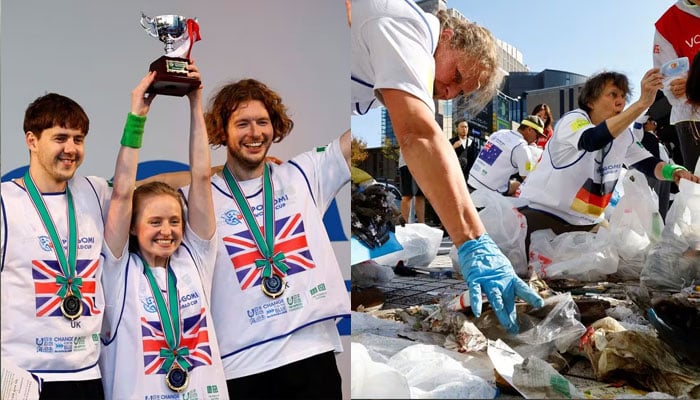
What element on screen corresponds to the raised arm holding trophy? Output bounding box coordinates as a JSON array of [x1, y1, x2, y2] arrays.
[[140, 12, 201, 96]]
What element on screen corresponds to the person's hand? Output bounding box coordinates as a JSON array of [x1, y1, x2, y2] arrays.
[[673, 168, 700, 185], [345, 0, 351, 27], [131, 71, 157, 116], [185, 60, 203, 103], [639, 68, 664, 108], [265, 156, 284, 165], [669, 76, 688, 99], [458, 233, 544, 334], [507, 180, 521, 196], [453, 140, 462, 149]]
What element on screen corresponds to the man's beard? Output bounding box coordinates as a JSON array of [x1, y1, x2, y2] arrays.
[[229, 146, 269, 171]]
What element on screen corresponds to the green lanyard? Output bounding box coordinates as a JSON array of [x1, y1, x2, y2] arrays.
[[222, 164, 289, 278], [23, 170, 81, 299], [141, 256, 191, 373]]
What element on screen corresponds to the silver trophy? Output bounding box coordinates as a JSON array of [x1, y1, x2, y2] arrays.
[[140, 12, 201, 96]]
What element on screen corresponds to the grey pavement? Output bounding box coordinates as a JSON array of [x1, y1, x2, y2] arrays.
[[375, 236, 467, 309]]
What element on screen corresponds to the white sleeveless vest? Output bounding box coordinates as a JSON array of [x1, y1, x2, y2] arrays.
[[184, 139, 350, 377], [1, 176, 109, 381]]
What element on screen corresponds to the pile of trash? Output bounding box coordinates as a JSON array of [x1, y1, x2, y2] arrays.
[[352, 271, 700, 398], [351, 167, 700, 398]]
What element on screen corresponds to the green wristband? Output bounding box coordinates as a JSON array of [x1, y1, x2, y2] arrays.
[[661, 163, 687, 181], [120, 112, 147, 148]]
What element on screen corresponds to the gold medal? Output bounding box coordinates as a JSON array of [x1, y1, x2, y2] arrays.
[[165, 364, 189, 392], [60, 293, 83, 320], [261, 275, 285, 298]]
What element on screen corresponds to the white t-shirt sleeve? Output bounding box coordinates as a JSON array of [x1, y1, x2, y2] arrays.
[[512, 144, 533, 177], [624, 129, 655, 166], [361, 15, 436, 111], [287, 136, 350, 214], [547, 112, 592, 167]]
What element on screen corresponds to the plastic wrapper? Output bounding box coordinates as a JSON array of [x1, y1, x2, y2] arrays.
[[471, 189, 529, 276], [528, 228, 618, 282], [387, 344, 497, 399], [512, 356, 585, 399], [476, 293, 586, 360], [351, 342, 411, 399], [581, 317, 700, 398], [608, 169, 664, 280], [373, 223, 444, 267], [640, 166, 700, 292]]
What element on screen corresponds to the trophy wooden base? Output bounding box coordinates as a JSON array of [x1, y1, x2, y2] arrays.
[[147, 56, 200, 97]]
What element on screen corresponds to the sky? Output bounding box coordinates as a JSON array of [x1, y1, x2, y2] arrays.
[[352, 0, 676, 148]]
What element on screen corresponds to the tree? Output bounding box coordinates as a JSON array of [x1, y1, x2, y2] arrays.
[[351, 136, 368, 167], [381, 137, 399, 162]]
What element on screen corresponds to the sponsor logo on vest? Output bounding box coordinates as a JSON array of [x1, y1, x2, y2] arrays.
[[147, 394, 180, 400], [35, 336, 94, 354], [142, 296, 157, 313], [34, 336, 87, 353], [38, 236, 52, 251], [262, 298, 288, 318], [598, 163, 622, 177], [309, 283, 328, 300], [76, 236, 95, 250], [222, 209, 244, 226], [36, 336, 53, 353], [206, 385, 220, 395], [286, 293, 303, 311], [72, 336, 87, 351], [145, 394, 182, 400], [221, 194, 291, 225], [180, 291, 200, 309], [246, 305, 265, 324], [182, 389, 199, 400], [38, 236, 96, 251]]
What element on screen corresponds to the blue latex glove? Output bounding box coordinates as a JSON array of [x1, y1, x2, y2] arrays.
[[458, 233, 544, 334]]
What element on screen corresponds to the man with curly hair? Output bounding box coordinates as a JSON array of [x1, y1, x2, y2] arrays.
[[181, 78, 351, 399]]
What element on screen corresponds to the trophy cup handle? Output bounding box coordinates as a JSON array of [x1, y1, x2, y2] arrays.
[[140, 12, 159, 38]]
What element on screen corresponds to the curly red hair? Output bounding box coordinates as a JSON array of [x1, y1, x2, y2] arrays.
[[205, 79, 294, 147]]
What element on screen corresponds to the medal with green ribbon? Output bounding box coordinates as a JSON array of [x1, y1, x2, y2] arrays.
[[223, 164, 289, 298], [141, 257, 190, 392], [23, 171, 83, 320]]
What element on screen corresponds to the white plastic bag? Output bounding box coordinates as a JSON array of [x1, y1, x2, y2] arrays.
[[387, 344, 497, 399], [351, 342, 410, 399], [373, 223, 443, 267], [608, 169, 664, 280], [471, 189, 529, 276], [528, 228, 618, 281], [641, 160, 700, 291]]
